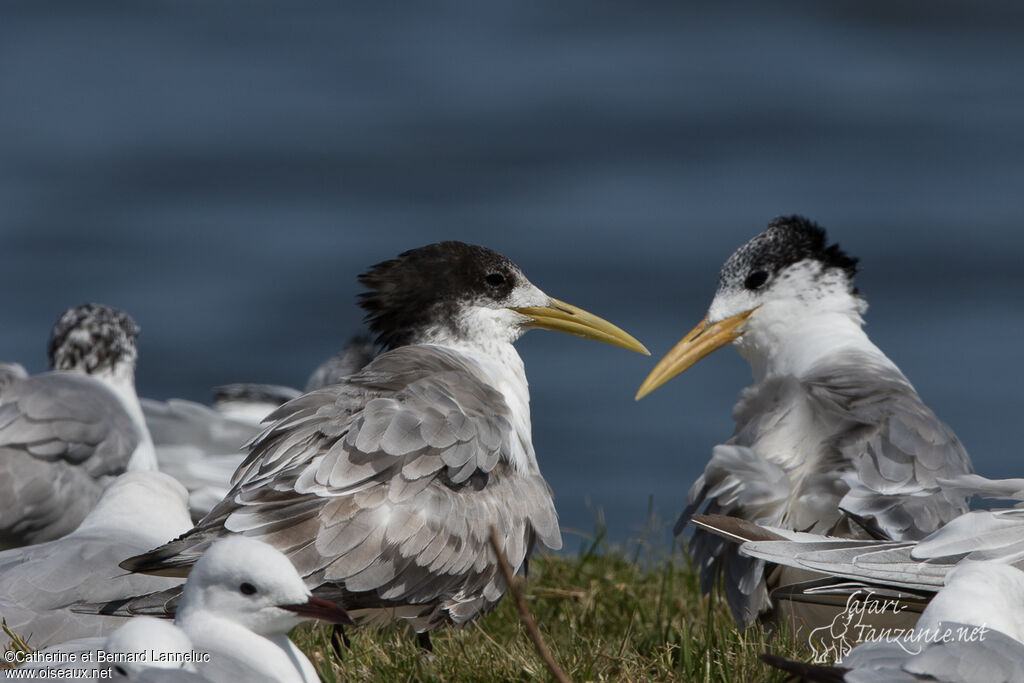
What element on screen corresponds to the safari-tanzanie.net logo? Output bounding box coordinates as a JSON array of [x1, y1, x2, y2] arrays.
[[808, 589, 989, 664]]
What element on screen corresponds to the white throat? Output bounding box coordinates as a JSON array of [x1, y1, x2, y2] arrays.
[[179, 612, 315, 683], [729, 287, 890, 382]]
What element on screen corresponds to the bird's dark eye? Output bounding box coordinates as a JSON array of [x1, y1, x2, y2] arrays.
[[485, 272, 505, 287], [744, 270, 769, 290], [239, 582, 257, 595]]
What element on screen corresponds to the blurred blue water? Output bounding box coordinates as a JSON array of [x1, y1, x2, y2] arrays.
[[1, 1, 1023, 546]]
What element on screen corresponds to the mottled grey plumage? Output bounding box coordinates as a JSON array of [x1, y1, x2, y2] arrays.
[[0, 370, 150, 547], [124, 346, 560, 630], [683, 353, 972, 622], [655, 219, 973, 626], [0, 472, 191, 649], [120, 241, 648, 635]]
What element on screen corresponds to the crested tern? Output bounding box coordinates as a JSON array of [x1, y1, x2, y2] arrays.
[[0, 303, 157, 548], [636, 217, 974, 626], [120, 241, 648, 640]]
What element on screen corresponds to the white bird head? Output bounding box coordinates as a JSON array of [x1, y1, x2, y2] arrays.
[[637, 216, 861, 398], [358, 241, 648, 354], [177, 536, 351, 636]]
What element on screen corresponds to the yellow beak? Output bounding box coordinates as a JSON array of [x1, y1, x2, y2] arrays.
[[511, 297, 650, 355], [635, 308, 758, 399]]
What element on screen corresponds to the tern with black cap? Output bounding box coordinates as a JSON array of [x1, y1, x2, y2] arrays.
[[120, 241, 648, 645]]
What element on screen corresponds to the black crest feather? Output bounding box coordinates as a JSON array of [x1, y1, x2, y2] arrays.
[[720, 215, 859, 290], [765, 215, 858, 279], [358, 242, 518, 350]]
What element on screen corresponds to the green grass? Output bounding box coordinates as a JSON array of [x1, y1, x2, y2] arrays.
[[293, 531, 808, 682]]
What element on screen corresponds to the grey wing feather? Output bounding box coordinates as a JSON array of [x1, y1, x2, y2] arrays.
[[0, 372, 143, 547], [736, 508, 1024, 596], [0, 372, 140, 472], [124, 346, 560, 630], [804, 355, 973, 540], [744, 540, 943, 591], [936, 472, 1024, 502], [680, 444, 792, 625], [911, 508, 1024, 563], [684, 355, 972, 626]]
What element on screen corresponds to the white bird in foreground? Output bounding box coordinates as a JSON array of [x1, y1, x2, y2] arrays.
[[761, 561, 1024, 682], [118, 241, 648, 647], [0, 471, 192, 649], [171, 536, 350, 683], [0, 303, 157, 548], [15, 616, 204, 682], [636, 217, 973, 626], [18, 538, 350, 683]]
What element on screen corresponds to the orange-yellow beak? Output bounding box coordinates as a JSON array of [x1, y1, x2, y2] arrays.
[[511, 297, 649, 355], [635, 308, 758, 399]]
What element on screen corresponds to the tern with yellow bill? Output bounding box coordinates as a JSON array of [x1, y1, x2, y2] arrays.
[[118, 241, 647, 647], [637, 216, 973, 627]]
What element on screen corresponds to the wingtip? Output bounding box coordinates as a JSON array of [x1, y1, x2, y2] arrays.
[[690, 514, 790, 543], [119, 552, 193, 578]]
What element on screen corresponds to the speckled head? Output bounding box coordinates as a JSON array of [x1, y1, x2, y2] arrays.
[[636, 216, 862, 398], [717, 215, 858, 295], [48, 303, 140, 374]]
